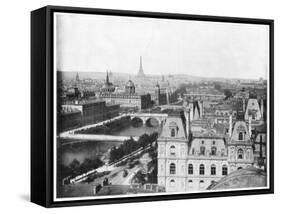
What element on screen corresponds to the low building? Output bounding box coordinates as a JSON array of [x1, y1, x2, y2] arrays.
[[59, 99, 120, 131], [99, 73, 151, 111]]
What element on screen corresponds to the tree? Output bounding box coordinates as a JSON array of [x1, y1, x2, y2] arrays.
[[224, 89, 232, 99]]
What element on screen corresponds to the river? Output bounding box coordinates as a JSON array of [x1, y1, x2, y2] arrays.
[[58, 124, 161, 167]]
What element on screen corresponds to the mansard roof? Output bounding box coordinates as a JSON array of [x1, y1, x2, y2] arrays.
[[229, 120, 251, 144], [159, 115, 187, 140]]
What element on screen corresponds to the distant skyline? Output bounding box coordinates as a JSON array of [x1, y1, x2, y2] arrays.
[[55, 13, 269, 80]]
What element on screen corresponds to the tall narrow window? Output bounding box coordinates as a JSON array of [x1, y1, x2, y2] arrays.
[[199, 164, 205, 175], [170, 145, 176, 156], [238, 149, 244, 159], [171, 128, 176, 137], [238, 132, 243, 140], [211, 164, 216, 175], [222, 165, 228, 176], [200, 146, 205, 155], [211, 146, 217, 156], [188, 164, 193, 175], [192, 148, 195, 155], [170, 163, 176, 174]]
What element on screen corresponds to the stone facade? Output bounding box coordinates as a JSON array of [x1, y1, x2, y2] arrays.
[[59, 100, 120, 131], [100, 77, 151, 110], [157, 109, 255, 192]]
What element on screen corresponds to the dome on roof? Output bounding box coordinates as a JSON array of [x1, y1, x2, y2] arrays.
[[126, 80, 135, 87], [207, 167, 266, 190]]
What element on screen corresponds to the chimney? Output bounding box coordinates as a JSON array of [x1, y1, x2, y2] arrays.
[[199, 101, 203, 118], [189, 103, 194, 121], [166, 88, 170, 105], [260, 99, 264, 119], [229, 115, 232, 137], [185, 109, 191, 138], [249, 115, 252, 137]]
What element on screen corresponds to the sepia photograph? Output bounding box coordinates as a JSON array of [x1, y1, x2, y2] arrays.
[[53, 11, 271, 201]]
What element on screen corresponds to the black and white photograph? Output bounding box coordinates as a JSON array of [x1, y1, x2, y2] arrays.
[[53, 10, 272, 202]]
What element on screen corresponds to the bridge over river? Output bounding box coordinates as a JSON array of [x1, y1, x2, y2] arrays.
[[58, 113, 168, 142], [59, 133, 139, 142]]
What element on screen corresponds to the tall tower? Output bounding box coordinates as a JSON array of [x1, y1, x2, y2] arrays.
[[137, 56, 145, 77], [105, 70, 110, 84], [75, 72, 80, 82]]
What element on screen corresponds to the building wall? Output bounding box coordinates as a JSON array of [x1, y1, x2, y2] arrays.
[[157, 115, 256, 193], [58, 111, 82, 132], [59, 100, 120, 131], [100, 93, 151, 110]]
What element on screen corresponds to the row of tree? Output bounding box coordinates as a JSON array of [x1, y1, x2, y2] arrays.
[[109, 132, 158, 164], [57, 157, 104, 185]]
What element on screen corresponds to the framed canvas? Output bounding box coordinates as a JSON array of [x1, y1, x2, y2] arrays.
[[31, 5, 274, 207]]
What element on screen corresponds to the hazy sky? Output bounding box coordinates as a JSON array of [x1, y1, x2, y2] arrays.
[[55, 12, 269, 79]]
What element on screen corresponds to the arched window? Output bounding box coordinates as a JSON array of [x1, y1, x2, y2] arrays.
[[171, 128, 176, 137], [211, 146, 217, 156], [211, 164, 216, 175], [222, 165, 228, 176], [238, 149, 244, 159], [188, 164, 193, 174], [170, 163, 176, 174], [170, 145, 176, 156], [200, 146, 205, 155], [170, 179, 175, 187], [238, 132, 243, 140], [199, 164, 205, 175]]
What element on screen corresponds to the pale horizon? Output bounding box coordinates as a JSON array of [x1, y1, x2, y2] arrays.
[[55, 13, 269, 80]]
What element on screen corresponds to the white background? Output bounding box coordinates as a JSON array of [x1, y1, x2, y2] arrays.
[[0, 0, 279, 213]]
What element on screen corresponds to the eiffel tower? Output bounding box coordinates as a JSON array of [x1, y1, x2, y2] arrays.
[[137, 56, 145, 77]]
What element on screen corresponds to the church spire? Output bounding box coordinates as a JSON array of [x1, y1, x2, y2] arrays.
[[106, 70, 109, 84]]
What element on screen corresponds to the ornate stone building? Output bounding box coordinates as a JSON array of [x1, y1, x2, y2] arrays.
[[157, 108, 255, 192], [99, 72, 151, 110]]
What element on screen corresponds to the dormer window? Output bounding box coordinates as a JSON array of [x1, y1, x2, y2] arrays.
[[238, 132, 243, 141], [171, 128, 176, 137], [211, 146, 217, 156], [200, 146, 205, 155]]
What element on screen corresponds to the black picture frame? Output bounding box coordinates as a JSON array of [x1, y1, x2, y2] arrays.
[[31, 5, 274, 208]]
